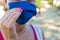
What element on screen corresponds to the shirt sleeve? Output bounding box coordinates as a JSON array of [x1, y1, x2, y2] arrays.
[[0, 32, 4, 40]]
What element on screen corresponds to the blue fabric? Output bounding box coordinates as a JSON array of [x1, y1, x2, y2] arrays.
[[8, 1, 36, 24]]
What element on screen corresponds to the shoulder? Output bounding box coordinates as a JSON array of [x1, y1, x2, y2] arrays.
[[30, 24, 45, 40], [30, 24, 42, 31]]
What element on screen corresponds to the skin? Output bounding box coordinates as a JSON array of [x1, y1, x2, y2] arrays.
[[0, 0, 45, 40], [0, 8, 24, 40], [0, 7, 35, 40]]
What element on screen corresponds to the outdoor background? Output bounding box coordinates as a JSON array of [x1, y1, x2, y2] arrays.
[[0, 0, 60, 40]]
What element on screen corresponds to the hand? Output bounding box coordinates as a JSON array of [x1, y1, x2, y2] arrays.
[[0, 8, 23, 40]]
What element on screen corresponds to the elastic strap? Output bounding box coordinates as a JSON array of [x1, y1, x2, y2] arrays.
[[30, 24, 38, 40]]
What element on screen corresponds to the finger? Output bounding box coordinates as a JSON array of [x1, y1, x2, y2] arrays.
[[6, 13, 21, 28], [5, 8, 23, 24], [0, 8, 20, 26], [0, 8, 19, 23], [10, 8, 23, 22], [3, 11, 17, 26], [6, 10, 20, 22], [4, 8, 22, 21], [7, 8, 23, 24], [10, 12, 21, 24], [3, 8, 23, 28], [0, 12, 10, 24]]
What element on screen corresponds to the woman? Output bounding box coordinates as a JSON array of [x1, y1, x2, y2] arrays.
[[0, 0, 45, 40]]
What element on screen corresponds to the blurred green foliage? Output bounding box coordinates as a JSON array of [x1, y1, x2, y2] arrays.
[[57, 6, 60, 10], [47, 0, 53, 5], [35, 0, 43, 8]]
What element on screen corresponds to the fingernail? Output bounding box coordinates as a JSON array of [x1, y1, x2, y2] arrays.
[[18, 8, 23, 13]]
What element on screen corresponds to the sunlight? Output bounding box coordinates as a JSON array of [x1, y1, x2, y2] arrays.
[[0, 6, 5, 19]]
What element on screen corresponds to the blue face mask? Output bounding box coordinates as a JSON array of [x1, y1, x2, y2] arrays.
[[8, 1, 36, 24]]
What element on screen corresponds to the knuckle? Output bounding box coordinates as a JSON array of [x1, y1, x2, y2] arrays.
[[2, 22, 6, 26], [0, 21, 7, 27], [0, 21, 3, 25], [6, 23, 11, 28]]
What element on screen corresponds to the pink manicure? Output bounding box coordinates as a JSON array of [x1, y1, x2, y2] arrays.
[[18, 8, 23, 13]]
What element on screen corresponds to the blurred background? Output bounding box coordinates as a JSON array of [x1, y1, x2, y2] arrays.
[[0, 0, 60, 40]]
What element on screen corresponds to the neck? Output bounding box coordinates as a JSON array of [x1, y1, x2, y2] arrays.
[[16, 23, 25, 33]]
